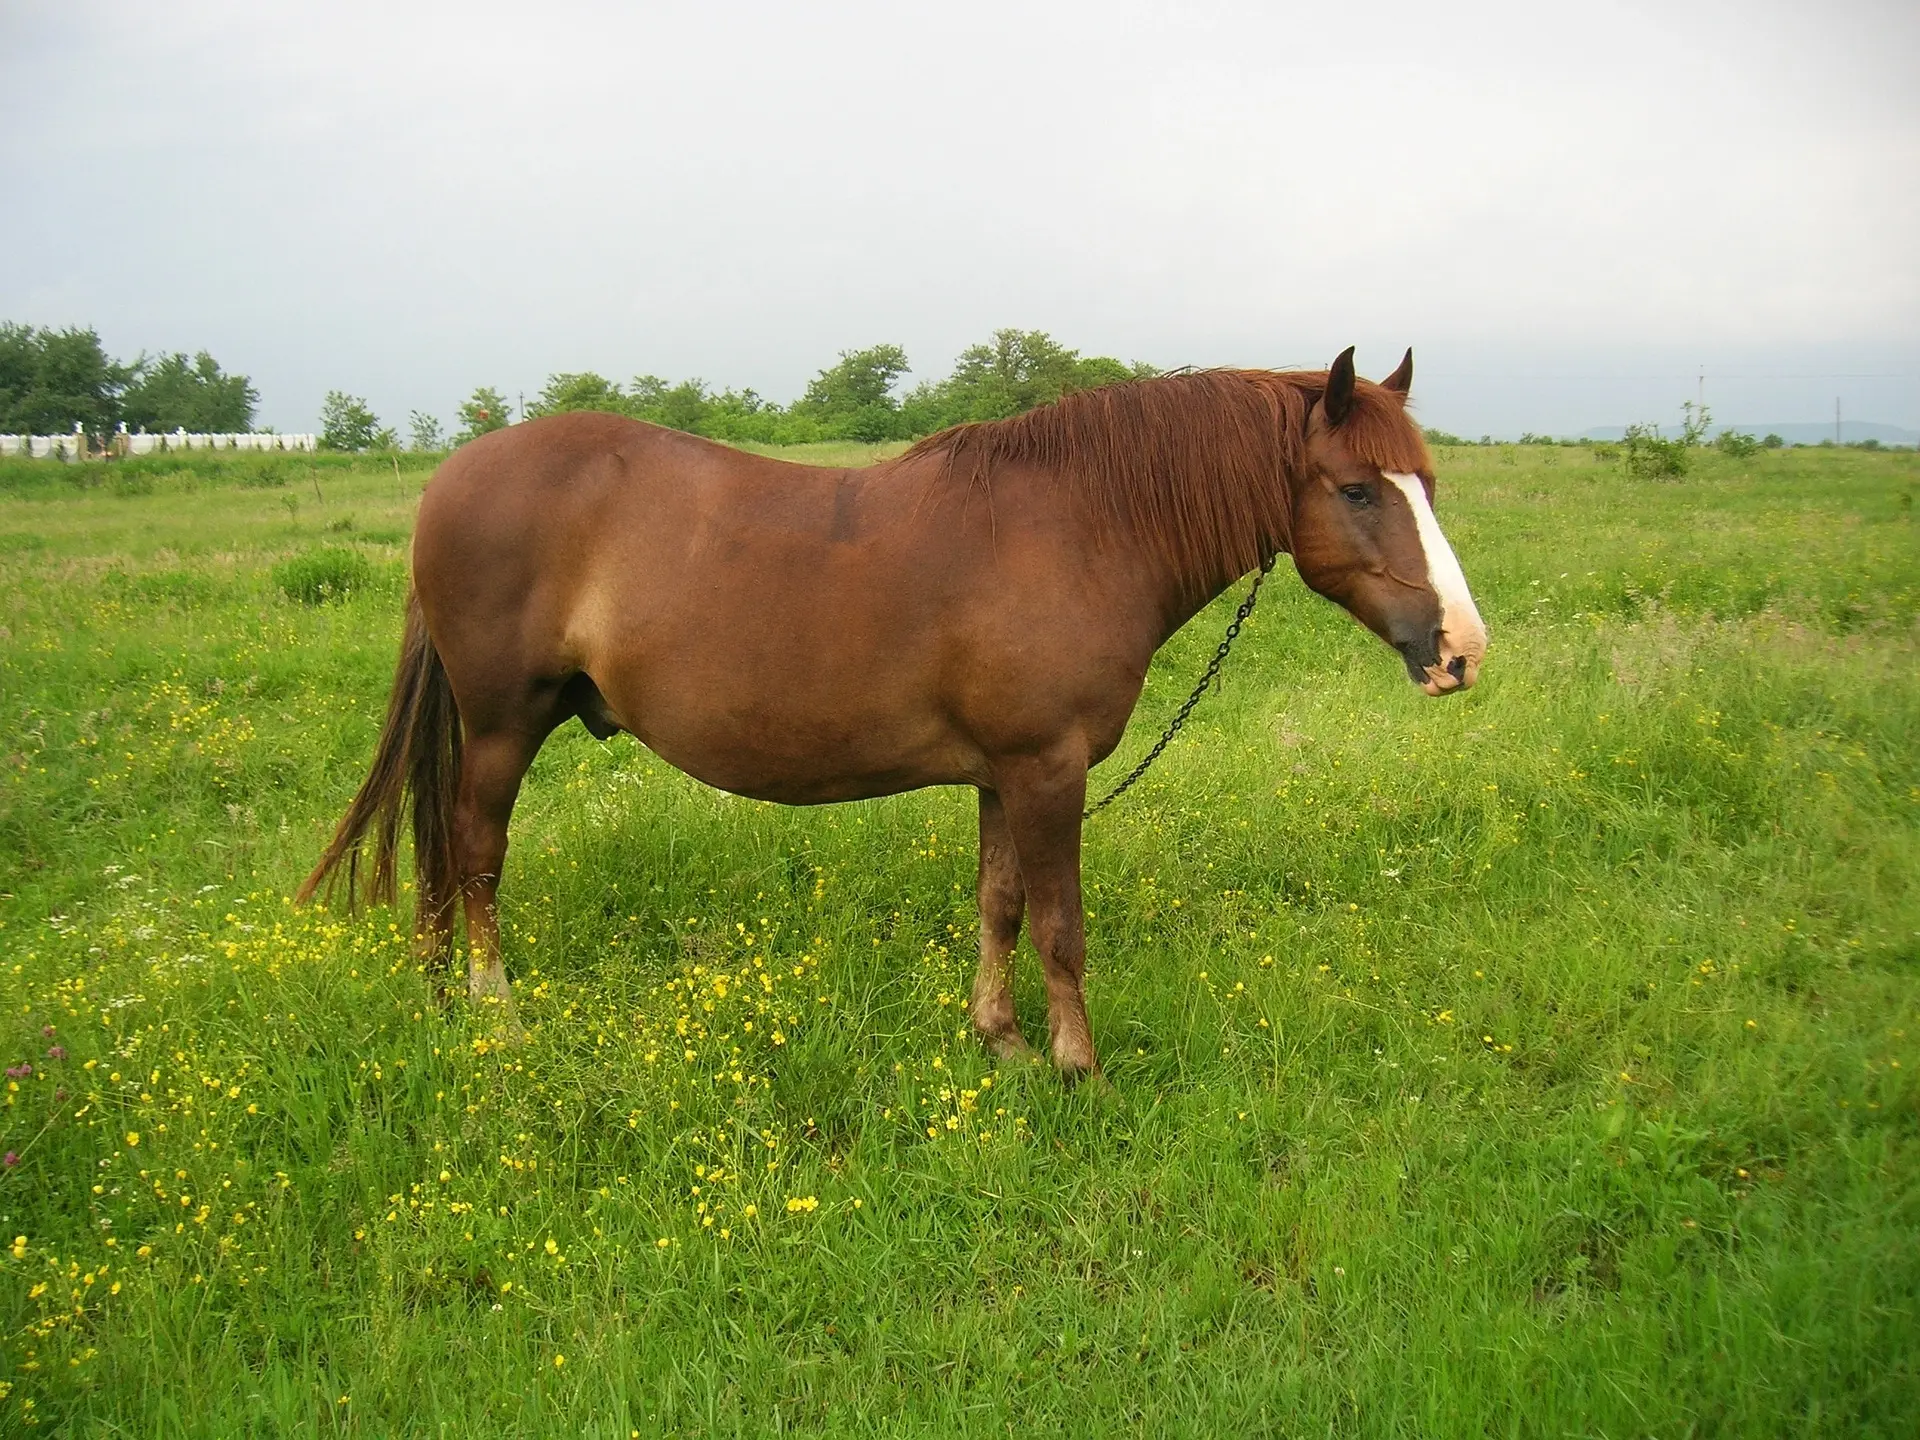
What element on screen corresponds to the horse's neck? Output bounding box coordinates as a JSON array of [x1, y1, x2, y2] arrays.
[[1145, 545, 1276, 653], [1136, 467, 1294, 648]]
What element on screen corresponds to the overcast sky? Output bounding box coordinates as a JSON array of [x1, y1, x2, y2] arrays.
[[2, 0, 1915, 437]]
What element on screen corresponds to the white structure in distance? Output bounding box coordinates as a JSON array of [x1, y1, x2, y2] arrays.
[[0, 423, 319, 458]]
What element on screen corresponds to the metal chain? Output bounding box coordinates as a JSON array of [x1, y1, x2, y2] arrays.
[[1083, 551, 1278, 820]]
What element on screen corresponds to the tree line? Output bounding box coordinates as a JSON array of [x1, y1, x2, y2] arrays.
[[0, 324, 258, 436], [331, 330, 1158, 452], [2, 320, 1155, 452]]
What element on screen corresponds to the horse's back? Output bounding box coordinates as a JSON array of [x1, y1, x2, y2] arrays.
[[413, 413, 809, 639], [409, 415, 966, 782]]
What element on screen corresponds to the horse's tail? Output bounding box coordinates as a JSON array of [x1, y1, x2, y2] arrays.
[[296, 589, 462, 924]]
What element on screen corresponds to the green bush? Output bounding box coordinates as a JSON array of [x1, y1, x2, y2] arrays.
[[1716, 430, 1761, 458], [234, 458, 295, 488], [1620, 422, 1689, 479], [272, 545, 372, 605]]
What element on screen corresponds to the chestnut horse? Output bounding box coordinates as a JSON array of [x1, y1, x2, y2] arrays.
[[300, 347, 1486, 1078]]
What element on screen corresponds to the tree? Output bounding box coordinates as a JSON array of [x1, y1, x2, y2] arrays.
[[526, 372, 628, 418], [454, 387, 512, 445], [628, 375, 718, 434], [319, 391, 380, 452], [0, 322, 130, 438], [120, 350, 257, 433], [408, 411, 445, 451], [698, 387, 800, 444], [794, 344, 911, 440], [900, 330, 1153, 434]]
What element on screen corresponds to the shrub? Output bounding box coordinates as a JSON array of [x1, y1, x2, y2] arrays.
[[272, 546, 372, 604], [1716, 430, 1761, 458], [234, 458, 294, 489], [1763, 434, 1784, 449], [1620, 423, 1688, 479]]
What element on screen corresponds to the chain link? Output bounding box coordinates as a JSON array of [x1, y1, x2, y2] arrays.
[[1083, 551, 1278, 820]]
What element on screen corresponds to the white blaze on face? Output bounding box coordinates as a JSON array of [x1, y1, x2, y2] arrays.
[[1384, 472, 1487, 690]]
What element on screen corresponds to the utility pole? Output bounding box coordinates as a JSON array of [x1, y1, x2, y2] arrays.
[[1836, 397, 1842, 446]]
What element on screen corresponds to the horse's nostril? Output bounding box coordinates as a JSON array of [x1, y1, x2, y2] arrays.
[[1446, 655, 1466, 681]]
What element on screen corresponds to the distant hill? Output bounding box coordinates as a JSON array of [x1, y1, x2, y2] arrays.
[[1581, 421, 1918, 447]]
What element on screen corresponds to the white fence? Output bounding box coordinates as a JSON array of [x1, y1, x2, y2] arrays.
[[123, 430, 319, 455], [0, 426, 318, 459], [1, 433, 87, 460]]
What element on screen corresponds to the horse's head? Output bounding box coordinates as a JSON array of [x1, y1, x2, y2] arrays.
[[1289, 347, 1487, 696]]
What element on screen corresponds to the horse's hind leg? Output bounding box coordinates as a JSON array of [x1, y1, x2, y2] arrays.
[[971, 789, 1034, 1060], [415, 882, 457, 1002], [454, 727, 542, 1035]]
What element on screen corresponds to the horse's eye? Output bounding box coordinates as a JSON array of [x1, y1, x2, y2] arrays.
[[1339, 484, 1371, 507]]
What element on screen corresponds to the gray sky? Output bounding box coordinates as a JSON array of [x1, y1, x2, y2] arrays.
[[3, 0, 1916, 437]]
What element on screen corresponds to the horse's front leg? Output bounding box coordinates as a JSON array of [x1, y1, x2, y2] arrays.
[[993, 750, 1099, 1080], [971, 788, 1035, 1060]]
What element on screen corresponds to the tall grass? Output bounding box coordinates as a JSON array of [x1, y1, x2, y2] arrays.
[[0, 442, 1914, 1435]]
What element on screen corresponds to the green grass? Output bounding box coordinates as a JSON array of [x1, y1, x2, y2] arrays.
[[1, 441, 1916, 1436]]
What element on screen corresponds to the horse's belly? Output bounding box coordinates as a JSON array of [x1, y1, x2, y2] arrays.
[[602, 672, 988, 804], [638, 722, 985, 804]]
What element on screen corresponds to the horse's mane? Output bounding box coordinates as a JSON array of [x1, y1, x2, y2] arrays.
[[903, 368, 1431, 581]]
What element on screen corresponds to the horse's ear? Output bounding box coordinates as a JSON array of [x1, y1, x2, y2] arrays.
[[1382, 347, 1413, 397], [1325, 346, 1356, 426]]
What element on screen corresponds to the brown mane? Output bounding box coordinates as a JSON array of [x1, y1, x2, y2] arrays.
[[904, 368, 1431, 581]]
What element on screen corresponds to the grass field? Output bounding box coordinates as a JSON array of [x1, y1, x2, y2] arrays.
[[1, 438, 1916, 1436]]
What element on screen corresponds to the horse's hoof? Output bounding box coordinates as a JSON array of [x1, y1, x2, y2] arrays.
[[484, 1014, 528, 1046], [468, 989, 527, 1044], [1058, 1064, 1111, 1095], [979, 1029, 1039, 1063]]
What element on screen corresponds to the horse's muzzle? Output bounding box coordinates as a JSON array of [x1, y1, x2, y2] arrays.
[[1419, 651, 1478, 696], [1397, 633, 1480, 696]]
